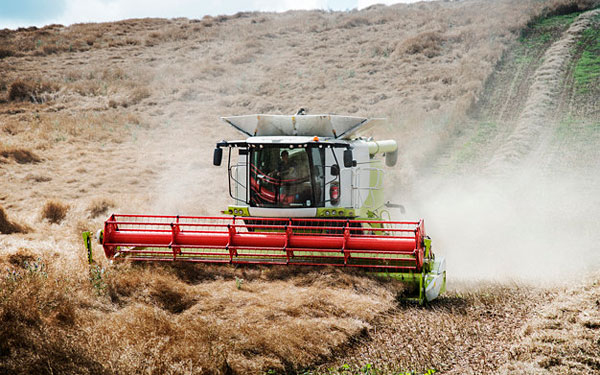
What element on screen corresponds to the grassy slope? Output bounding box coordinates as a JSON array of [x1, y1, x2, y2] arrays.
[[441, 9, 600, 173], [552, 10, 600, 169], [1, 1, 600, 375], [442, 12, 600, 170]]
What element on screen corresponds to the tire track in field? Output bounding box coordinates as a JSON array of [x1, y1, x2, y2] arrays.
[[487, 9, 600, 173]]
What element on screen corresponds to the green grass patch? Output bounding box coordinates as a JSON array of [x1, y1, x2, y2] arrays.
[[514, 12, 582, 68], [583, 121, 600, 137], [573, 20, 600, 93], [554, 117, 600, 143], [520, 12, 581, 49], [574, 50, 600, 89], [534, 12, 582, 29], [518, 32, 552, 49], [455, 121, 498, 163], [554, 116, 578, 140], [514, 53, 533, 65]]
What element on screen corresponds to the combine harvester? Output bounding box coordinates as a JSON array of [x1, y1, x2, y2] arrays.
[[85, 113, 446, 303]]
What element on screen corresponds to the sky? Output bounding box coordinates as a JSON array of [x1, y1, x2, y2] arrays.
[[0, 0, 427, 29]]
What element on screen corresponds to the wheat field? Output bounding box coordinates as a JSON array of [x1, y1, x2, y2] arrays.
[[1, 0, 600, 374]]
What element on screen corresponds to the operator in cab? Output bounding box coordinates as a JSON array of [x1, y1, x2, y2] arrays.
[[274, 150, 297, 180]]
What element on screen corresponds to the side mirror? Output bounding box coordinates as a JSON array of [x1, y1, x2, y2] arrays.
[[385, 150, 398, 167], [213, 147, 223, 166], [330, 164, 339, 176], [343, 149, 354, 168]]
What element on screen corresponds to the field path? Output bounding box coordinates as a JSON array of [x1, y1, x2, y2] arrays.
[[486, 9, 600, 173]]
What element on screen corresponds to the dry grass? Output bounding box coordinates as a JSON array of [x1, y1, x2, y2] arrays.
[[2, 253, 581, 375], [0, 146, 41, 164], [0, 258, 403, 374], [400, 31, 446, 58], [0, 252, 106, 375], [8, 79, 58, 103], [316, 283, 555, 374], [0, 110, 144, 149], [91, 265, 402, 373], [7, 249, 36, 267], [124, 86, 151, 107], [0, 19, 194, 58], [497, 275, 600, 374], [0, 206, 28, 234], [0, 48, 13, 59], [87, 198, 115, 218], [41, 200, 69, 224]]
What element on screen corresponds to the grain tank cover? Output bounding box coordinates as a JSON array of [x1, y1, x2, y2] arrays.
[[221, 114, 385, 139]]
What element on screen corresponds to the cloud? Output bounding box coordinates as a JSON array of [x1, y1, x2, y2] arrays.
[[249, 0, 330, 12], [357, 0, 428, 9]]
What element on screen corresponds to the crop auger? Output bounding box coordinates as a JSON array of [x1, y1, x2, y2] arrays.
[[84, 113, 446, 303]]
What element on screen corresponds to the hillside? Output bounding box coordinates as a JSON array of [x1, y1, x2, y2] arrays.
[[1, 0, 600, 374]]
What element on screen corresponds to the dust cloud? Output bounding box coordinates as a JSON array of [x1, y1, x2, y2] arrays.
[[402, 170, 600, 283], [390, 7, 600, 285]]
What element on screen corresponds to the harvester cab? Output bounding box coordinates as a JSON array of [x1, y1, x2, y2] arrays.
[[87, 113, 446, 304], [214, 115, 397, 220]]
